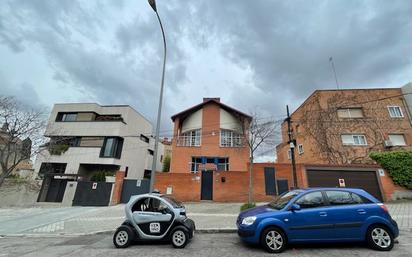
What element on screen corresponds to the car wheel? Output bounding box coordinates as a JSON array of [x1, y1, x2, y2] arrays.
[[260, 227, 287, 253], [113, 225, 134, 248], [367, 225, 394, 251], [171, 227, 189, 248]]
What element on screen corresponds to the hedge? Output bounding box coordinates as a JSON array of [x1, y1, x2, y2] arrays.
[[369, 151, 412, 189]]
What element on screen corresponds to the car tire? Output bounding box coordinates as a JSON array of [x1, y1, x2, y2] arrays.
[[113, 225, 134, 248], [367, 224, 394, 251], [171, 226, 189, 248], [260, 226, 287, 253]]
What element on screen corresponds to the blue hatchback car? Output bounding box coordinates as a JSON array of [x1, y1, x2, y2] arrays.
[[237, 188, 399, 253]]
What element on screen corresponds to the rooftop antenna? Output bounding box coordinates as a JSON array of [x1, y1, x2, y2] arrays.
[[329, 56, 340, 89]]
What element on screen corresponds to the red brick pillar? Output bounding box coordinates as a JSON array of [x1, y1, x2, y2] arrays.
[[111, 170, 125, 205]]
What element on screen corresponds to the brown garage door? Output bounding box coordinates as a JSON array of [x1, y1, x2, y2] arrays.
[[306, 169, 383, 201]]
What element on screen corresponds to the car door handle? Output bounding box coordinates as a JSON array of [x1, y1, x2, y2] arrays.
[[357, 209, 366, 214], [319, 212, 327, 217]]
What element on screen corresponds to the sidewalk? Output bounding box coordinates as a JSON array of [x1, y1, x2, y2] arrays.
[[0, 202, 411, 237]]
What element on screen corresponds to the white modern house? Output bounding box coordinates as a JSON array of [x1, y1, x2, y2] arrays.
[[34, 103, 164, 203]]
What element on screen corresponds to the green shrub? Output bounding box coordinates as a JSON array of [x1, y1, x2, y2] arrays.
[[90, 171, 115, 182], [48, 144, 69, 155], [240, 203, 256, 211], [162, 155, 171, 172], [370, 151, 412, 189]]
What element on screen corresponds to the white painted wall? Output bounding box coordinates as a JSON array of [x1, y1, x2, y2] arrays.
[[220, 108, 242, 132], [34, 103, 163, 180], [181, 109, 202, 133]]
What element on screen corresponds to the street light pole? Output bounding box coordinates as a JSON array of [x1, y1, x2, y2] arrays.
[[148, 0, 167, 193]]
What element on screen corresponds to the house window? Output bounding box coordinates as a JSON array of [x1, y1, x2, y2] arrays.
[[220, 129, 243, 147], [388, 106, 403, 118], [191, 157, 202, 172], [337, 108, 363, 118], [217, 158, 229, 171], [148, 149, 154, 155], [388, 134, 406, 146], [298, 144, 304, 155], [178, 129, 201, 147], [341, 134, 367, 146], [140, 134, 149, 143], [100, 137, 124, 158], [56, 112, 78, 122]]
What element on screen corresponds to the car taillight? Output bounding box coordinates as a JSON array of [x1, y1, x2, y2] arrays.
[[377, 203, 389, 213]]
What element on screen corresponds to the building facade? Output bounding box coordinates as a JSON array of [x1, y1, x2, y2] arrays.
[[276, 88, 412, 165], [169, 98, 251, 174], [34, 103, 163, 203]]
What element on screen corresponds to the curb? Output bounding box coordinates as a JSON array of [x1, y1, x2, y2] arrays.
[[0, 228, 238, 238]]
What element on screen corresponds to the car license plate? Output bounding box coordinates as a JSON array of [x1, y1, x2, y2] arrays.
[[150, 222, 160, 233]]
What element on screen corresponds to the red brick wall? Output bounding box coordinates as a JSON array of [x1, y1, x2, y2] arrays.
[[155, 172, 201, 202], [155, 163, 306, 202], [170, 102, 250, 173], [111, 170, 125, 205]]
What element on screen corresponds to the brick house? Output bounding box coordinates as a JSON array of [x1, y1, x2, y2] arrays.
[[276, 87, 412, 201], [276, 88, 412, 164], [169, 98, 252, 174], [167, 98, 251, 200]]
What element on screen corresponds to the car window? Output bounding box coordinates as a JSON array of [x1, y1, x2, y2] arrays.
[[350, 192, 372, 204], [131, 197, 150, 212], [268, 190, 303, 210], [295, 191, 325, 209], [147, 198, 170, 213], [325, 191, 353, 205]]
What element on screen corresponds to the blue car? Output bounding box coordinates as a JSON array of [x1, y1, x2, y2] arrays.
[[237, 188, 399, 253]]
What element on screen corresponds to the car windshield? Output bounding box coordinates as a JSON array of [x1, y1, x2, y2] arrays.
[[268, 190, 303, 210], [161, 196, 183, 208]]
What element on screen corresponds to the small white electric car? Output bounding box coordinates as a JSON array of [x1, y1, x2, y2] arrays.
[[113, 193, 195, 248]]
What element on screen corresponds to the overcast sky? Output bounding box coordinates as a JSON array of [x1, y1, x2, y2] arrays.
[[1, 0, 412, 159]]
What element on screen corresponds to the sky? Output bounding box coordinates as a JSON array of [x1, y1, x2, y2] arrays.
[[1, 0, 412, 160]]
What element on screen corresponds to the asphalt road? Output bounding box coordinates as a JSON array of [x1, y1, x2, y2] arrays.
[[1, 231, 412, 257]]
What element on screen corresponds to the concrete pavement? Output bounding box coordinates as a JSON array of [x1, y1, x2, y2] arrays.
[[0, 201, 411, 236]]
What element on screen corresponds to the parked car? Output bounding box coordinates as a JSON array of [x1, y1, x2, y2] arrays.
[[237, 188, 399, 253], [113, 193, 195, 248]]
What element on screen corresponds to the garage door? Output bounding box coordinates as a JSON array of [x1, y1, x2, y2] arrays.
[[306, 169, 383, 201]]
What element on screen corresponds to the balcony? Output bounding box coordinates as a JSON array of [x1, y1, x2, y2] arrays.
[[45, 121, 125, 137], [177, 135, 201, 147]]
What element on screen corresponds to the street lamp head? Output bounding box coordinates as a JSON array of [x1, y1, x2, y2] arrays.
[[148, 0, 157, 12]]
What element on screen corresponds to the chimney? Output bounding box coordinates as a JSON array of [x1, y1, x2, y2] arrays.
[[203, 97, 220, 103]]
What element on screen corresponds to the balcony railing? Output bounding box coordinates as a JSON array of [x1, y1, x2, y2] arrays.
[[177, 135, 201, 147]]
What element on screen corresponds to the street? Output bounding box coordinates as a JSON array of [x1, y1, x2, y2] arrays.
[[1, 231, 412, 257]]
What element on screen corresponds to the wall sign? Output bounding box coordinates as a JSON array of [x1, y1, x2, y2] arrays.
[[338, 178, 346, 187], [378, 169, 385, 177], [92, 182, 98, 190], [136, 179, 142, 187], [166, 186, 173, 195]]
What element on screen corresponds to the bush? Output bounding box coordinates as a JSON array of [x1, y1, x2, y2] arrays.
[[370, 151, 412, 189], [48, 144, 69, 155], [240, 203, 256, 211], [162, 155, 171, 172], [90, 171, 115, 182]]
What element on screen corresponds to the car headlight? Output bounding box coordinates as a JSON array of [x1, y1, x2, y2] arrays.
[[241, 216, 257, 226]]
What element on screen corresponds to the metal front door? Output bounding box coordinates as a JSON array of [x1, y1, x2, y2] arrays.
[[264, 167, 277, 195], [201, 170, 213, 200]]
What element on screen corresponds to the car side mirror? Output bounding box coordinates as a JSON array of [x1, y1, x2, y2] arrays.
[[290, 204, 301, 211]]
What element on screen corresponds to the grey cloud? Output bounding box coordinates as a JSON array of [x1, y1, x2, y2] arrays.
[[0, 0, 411, 140]]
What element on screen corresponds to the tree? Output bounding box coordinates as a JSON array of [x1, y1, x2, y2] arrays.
[[162, 155, 171, 172], [0, 96, 46, 187], [241, 113, 280, 204]]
